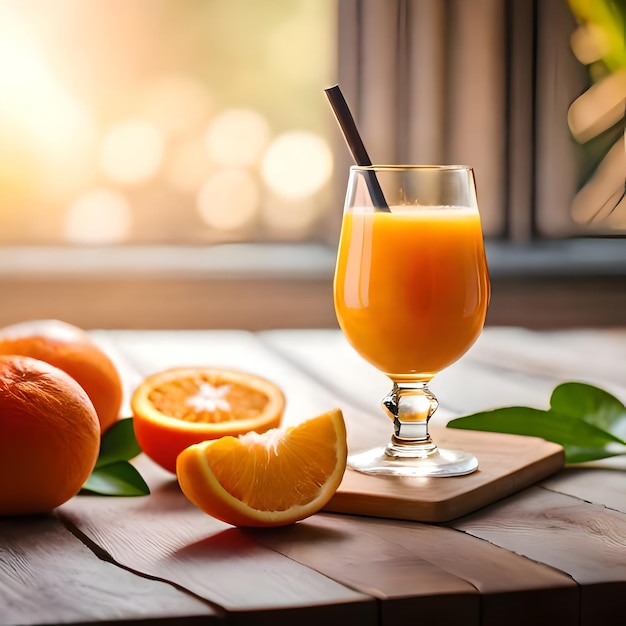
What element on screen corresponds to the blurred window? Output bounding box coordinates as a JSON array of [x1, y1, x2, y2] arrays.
[[1, 0, 624, 250], [0, 0, 337, 246]]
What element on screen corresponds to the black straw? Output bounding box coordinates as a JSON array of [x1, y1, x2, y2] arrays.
[[324, 85, 390, 211]]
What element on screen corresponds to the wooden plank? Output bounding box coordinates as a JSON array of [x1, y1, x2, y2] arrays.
[[253, 329, 567, 521], [83, 328, 625, 626], [259, 327, 552, 451], [469, 327, 626, 397], [0, 274, 337, 331], [260, 327, 626, 417], [73, 330, 381, 623], [58, 456, 376, 626], [486, 275, 626, 329], [541, 468, 626, 513], [0, 514, 218, 625], [250, 517, 481, 626], [258, 329, 559, 419], [450, 486, 626, 626], [247, 512, 578, 626], [257, 329, 394, 414], [99, 329, 564, 522], [327, 427, 564, 522], [93, 329, 353, 429], [95, 328, 389, 455]]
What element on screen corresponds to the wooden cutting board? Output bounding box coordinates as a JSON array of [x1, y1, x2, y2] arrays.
[[325, 427, 565, 523]]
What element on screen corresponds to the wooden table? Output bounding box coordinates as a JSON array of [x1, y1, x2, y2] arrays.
[[2, 327, 625, 626]]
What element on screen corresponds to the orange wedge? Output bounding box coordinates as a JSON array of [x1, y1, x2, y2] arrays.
[[131, 367, 285, 473], [176, 408, 348, 527]]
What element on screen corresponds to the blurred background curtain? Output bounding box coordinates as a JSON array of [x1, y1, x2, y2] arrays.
[[335, 0, 592, 241]]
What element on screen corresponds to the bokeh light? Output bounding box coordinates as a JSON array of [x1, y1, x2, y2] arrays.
[[100, 119, 165, 185], [64, 189, 132, 244], [205, 108, 271, 167], [197, 168, 259, 231], [261, 131, 333, 199], [0, 1, 336, 245]]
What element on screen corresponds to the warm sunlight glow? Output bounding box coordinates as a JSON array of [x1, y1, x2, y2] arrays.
[[205, 108, 271, 167], [64, 189, 132, 244], [197, 168, 259, 231], [261, 131, 333, 199], [0, 1, 335, 245], [0, 9, 95, 162], [100, 119, 165, 184]]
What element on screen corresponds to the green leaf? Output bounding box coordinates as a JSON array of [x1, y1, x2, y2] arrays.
[[82, 461, 150, 496], [96, 418, 142, 468], [565, 446, 626, 465], [447, 406, 621, 448], [80, 418, 149, 497], [550, 382, 626, 442], [447, 388, 626, 465]]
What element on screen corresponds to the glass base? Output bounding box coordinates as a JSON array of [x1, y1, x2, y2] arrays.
[[348, 445, 478, 477]]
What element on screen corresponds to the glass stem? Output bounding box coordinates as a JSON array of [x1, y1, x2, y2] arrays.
[[382, 382, 439, 458]]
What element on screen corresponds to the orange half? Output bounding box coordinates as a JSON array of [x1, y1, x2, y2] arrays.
[[176, 408, 348, 527], [131, 367, 285, 473]]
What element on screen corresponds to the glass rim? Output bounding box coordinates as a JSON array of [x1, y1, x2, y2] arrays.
[[350, 164, 473, 172]]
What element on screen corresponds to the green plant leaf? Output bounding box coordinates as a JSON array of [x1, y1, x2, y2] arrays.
[[447, 383, 626, 465], [447, 406, 621, 448], [96, 418, 142, 468], [564, 445, 626, 465], [80, 418, 149, 496], [550, 382, 626, 441], [82, 461, 150, 496]]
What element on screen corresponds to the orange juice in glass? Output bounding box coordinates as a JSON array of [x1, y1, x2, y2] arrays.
[[334, 165, 490, 476]]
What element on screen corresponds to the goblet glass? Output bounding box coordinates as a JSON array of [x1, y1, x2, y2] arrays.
[[333, 165, 490, 477]]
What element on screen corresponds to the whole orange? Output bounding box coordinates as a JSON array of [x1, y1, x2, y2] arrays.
[[0, 355, 101, 516], [0, 319, 123, 433]]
